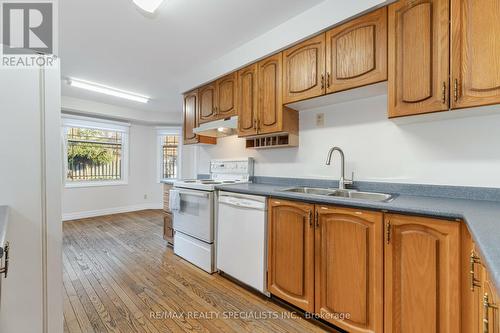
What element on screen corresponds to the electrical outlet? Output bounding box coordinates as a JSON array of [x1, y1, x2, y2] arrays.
[[143, 194, 148, 200], [316, 113, 325, 127]]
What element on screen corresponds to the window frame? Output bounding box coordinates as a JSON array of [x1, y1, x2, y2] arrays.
[[62, 114, 130, 188], [156, 127, 182, 183]]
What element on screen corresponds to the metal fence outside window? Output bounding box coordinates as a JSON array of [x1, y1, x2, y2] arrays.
[[66, 128, 123, 181], [162, 135, 178, 179]]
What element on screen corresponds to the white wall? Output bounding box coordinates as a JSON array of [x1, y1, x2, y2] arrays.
[[197, 94, 500, 188], [180, 0, 393, 91], [0, 64, 63, 332], [62, 96, 182, 125], [62, 124, 164, 220]]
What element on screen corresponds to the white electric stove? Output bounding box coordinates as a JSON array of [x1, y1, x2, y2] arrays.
[[171, 158, 254, 273]]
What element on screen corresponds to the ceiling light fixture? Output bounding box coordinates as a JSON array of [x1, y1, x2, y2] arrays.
[[132, 0, 165, 14], [67, 78, 150, 103]]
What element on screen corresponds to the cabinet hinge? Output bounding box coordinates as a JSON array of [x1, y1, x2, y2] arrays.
[[386, 221, 391, 244]]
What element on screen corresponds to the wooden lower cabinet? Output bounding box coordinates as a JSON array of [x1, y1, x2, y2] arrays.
[[163, 184, 174, 246], [268, 200, 500, 333], [267, 199, 315, 312], [163, 213, 174, 245], [384, 214, 460, 333], [463, 225, 500, 333], [481, 267, 500, 333], [315, 206, 383, 333], [462, 224, 482, 333]]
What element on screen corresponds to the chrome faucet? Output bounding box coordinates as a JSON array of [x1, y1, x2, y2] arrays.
[[325, 147, 353, 190]]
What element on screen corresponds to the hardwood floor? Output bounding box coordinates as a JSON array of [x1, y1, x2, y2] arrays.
[[63, 210, 334, 333]]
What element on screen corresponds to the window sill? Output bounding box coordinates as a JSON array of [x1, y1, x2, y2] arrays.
[[159, 178, 178, 184], [65, 180, 128, 189]]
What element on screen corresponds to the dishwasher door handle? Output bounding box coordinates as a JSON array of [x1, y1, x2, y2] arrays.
[[219, 197, 265, 210]]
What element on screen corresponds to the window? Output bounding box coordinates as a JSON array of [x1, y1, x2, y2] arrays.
[[157, 128, 181, 181], [63, 115, 130, 187]]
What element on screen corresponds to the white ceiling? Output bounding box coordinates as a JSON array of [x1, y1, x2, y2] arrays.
[[60, 0, 325, 114]]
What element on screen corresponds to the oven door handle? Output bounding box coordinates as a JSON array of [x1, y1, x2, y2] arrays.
[[178, 190, 210, 198]]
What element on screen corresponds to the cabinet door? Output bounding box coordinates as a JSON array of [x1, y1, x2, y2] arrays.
[[384, 214, 460, 333], [283, 34, 325, 104], [198, 83, 217, 124], [267, 199, 314, 312], [183, 90, 199, 145], [315, 206, 383, 333], [258, 53, 283, 135], [388, 0, 449, 117], [216, 72, 237, 118], [326, 7, 387, 94], [451, 0, 500, 109], [480, 267, 500, 333], [237, 64, 258, 137]]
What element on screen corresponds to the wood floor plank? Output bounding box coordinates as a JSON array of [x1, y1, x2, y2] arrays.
[[63, 210, 334, 333], [63, 265, 100, 333], [63, 279, 84, 333]]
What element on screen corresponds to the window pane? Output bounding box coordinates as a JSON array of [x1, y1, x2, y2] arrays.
[[162, 135, 178, 179], [66, 127, 123, 182]]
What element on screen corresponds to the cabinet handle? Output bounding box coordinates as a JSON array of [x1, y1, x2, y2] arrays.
[[0, 241, 10, 278], [470, 251, 481, 291], [442, 81, 447, 104], [326, 72, 331, 89], [320, 74, 325, 90], [483, 293, 499, 333], [454, 79, 459, 102], [386, 222, 391, 244], [308, 211, 313, 227], [315, 211, 319, 228]]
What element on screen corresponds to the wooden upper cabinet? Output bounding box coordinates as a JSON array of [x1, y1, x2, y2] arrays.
[[183, 90, 199, 145], [315, 206, 383, 333], [388, 0, 449, 117], [326, 7, 387, 94], [258, 53, 284, 134], [237, 64, 258, 137], [198, 83, 217, 124], [283, 34, 326, 104], [451, 0, 500, 109], [267, 199, 315, 312], [384, 214, 460, 333], [216, 72, 237, 118]]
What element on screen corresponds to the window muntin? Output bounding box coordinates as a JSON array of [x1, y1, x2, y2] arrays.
[[161, 135, 179, 179]]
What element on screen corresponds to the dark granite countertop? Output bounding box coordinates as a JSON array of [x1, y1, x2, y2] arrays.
[[216, 182, 500, 293]]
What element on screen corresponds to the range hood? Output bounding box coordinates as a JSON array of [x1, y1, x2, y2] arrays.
[[193, 116, 238, 138]]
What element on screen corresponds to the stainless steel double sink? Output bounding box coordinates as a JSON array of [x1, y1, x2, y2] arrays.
[[279, 187, 394, 202]]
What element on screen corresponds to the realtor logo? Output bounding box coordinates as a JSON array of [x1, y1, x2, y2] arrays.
[[1, 1, 57, 68], [2, 2, 53, 54]]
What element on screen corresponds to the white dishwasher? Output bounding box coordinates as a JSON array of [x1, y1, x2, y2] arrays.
[[217, 191, 269, 296]]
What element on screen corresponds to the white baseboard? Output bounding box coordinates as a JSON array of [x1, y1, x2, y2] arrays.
[[62, 203, 163, 221]]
